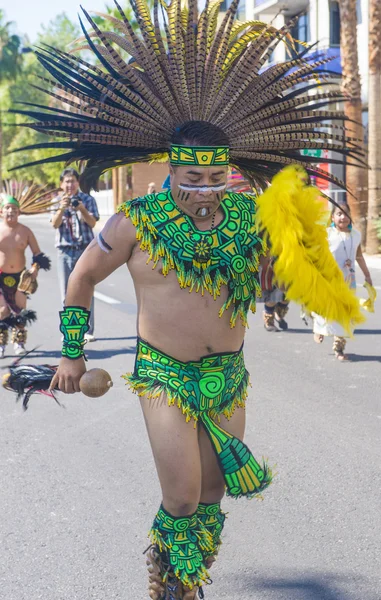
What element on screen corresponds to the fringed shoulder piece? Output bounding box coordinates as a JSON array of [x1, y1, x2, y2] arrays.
[[118, 191, 266, 327], [256, 166, 365, 334], [117, 194, 159, 238]]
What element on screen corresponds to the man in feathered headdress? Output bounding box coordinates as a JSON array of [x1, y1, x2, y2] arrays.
[[0, 191, 52, 358], [12, 0, 366, 597]]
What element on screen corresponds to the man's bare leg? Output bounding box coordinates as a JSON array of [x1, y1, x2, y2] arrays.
[[176, 408, 246, 599], [11, 292, 28, 355], [198, 408, 245, 559], [0, 296, 11, 358], [140, 392, 202, 515], [140, 395, 247, 598], [140, 392, 202, 599]]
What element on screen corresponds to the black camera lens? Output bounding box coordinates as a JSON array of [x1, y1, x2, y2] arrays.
[[71, 199, 79, 208]]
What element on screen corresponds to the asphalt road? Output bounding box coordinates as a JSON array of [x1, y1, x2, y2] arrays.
[[1, 216, 381, 600]]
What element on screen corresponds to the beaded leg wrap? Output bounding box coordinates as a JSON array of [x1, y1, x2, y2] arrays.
[[0, 322, 9, 346], [149, 505, 212, 590], [11, 327, 27, 345], [275, 303, 289, 319], [263, 311, 278, 332], [333, 336, 346, 354], [197, 503, 226, 565], [274, 302, 289, 330]]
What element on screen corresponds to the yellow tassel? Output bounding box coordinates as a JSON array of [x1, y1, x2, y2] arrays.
[[256, 166, 365, 335], [360, 282, 377, 313]]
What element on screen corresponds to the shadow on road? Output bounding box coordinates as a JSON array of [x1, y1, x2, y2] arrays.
[[231, 572, 376, 600], [346, 353, 381, 362], [353, 329, 381, 335]]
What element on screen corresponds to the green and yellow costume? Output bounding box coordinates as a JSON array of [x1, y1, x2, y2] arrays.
[[118, 190, 265, 327], [14, 0, 367, 595], [127, 338, 271, 500]]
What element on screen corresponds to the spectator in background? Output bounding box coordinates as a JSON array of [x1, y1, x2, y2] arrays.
[[51, 168, 99, 341]]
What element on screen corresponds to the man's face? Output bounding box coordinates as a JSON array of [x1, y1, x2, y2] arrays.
[[169, 165, 228, 220], [2, 203, 20, 226], [61, 175, 80, 197]]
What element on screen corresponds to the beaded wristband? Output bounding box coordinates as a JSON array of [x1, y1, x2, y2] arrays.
[[59, 306, 90, 360]]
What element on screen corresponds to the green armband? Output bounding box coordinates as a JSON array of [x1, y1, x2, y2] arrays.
[[59, 306, 90, 360]]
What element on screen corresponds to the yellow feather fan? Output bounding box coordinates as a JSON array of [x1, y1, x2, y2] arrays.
[[256, 166, 365, 334]]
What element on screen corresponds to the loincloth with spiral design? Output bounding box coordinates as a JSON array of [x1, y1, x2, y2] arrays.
[[124, 338, 272, 499]]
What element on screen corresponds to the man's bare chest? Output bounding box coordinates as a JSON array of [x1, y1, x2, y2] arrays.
[[0, 228, 28, 254]]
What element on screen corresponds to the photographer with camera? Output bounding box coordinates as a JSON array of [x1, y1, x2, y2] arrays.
[[52, 168, 99, 341]]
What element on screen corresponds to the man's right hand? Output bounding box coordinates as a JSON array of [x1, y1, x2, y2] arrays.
[[59, 196, 71, 210], [50, 356, 87, 394]]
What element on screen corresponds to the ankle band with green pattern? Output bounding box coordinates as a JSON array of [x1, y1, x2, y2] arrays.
[[59, 306, 90, 360], [149, 504, 213, 589], [197, 502, 226, 558]]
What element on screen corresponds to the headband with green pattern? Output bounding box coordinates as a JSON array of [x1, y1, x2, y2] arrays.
[[170, 145, 229, 167], [1, 194, 20, 208]]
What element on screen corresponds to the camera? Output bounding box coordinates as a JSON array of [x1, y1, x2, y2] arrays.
[[71, 197, 80, 208]]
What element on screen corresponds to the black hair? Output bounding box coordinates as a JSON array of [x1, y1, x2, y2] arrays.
[[60, 168, 80, 182], [170, 121, 230, 147], [331, 201, 351, 222]]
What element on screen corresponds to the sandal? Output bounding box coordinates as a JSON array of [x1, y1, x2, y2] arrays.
[[333, 337, 349, 361], [145, 545, 165, 600]]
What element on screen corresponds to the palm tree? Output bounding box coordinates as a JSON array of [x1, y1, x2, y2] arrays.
[[0, 10, 22, 189], [366, 0, 381, 253], [338, 0, 367, 243]]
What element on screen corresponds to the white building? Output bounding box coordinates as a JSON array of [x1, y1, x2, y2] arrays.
[[243, 0, 368, 104], [228, 0, 369, 195]]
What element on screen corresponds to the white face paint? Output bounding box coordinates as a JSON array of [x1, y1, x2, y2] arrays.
[[177, 183, 227, 193]]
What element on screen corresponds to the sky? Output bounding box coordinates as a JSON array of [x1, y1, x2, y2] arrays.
[[2, 0, 110, 42]]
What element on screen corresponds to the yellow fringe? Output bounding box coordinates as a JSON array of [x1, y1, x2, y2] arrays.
[[256, 166, 365, 335], [359, 282, 377, 313]]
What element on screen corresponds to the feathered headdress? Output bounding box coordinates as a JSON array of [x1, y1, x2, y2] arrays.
[[10, 0, 366, 191], [1, 180, 57, 214]]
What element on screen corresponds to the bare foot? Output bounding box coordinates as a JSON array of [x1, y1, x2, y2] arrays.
[[314, 334, 324, 344], [335, 352, 349, 362], [182, 585, 200, 599]]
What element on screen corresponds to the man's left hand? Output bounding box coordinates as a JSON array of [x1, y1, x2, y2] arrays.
[[30, 266, 39, 280], [73, 200, 83, 212]]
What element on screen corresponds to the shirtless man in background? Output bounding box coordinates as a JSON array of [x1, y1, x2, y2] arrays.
[[0, 194, 47, 357]]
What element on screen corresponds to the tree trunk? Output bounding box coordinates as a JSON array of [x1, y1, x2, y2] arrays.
[[339, 0, 367, 243], [117, 166, 128, 206], [112, 168, 119, 213], [366, 0, 381, 254]]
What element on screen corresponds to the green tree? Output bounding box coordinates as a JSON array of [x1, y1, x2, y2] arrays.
[[0, 10, 23, 187], [0, 10, 22, 82], [2, 13, 80, 186]]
